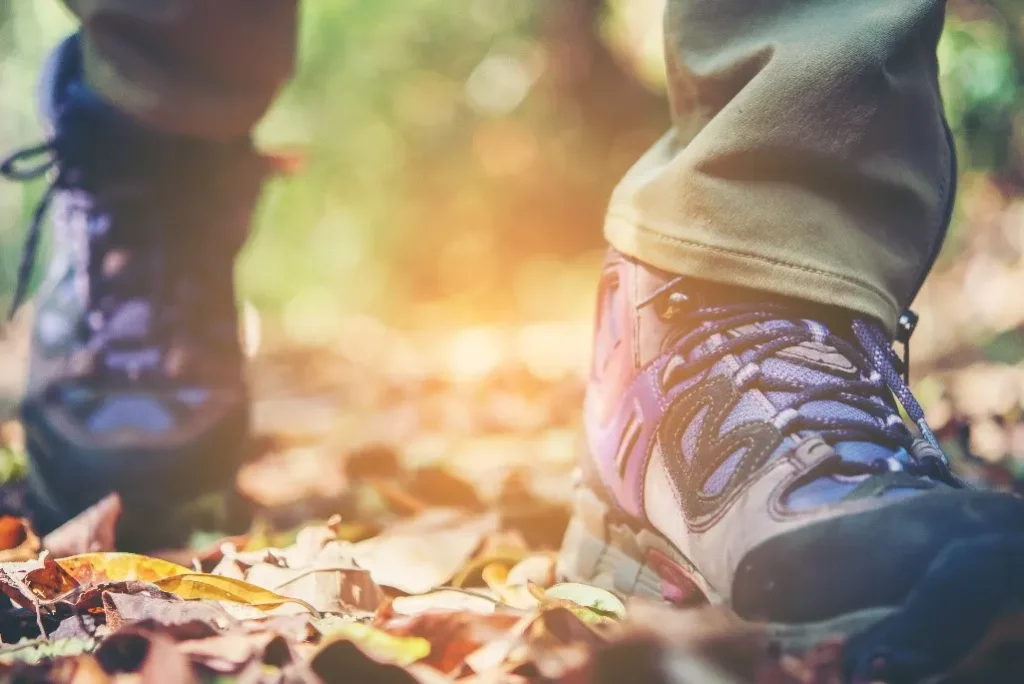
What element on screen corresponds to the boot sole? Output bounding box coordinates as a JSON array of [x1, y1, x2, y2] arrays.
[[558, 484, 896, 651], [22, 408, 252, 548], [558, 481, 1024, 676]]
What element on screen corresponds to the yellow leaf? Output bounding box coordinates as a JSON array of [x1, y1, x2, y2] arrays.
[[315, 618, 430, 666], [479, 562, 538, 611], [0, 517, 40, 563], [481, 562, 508, 591], [450, 551, 522, 589], [543, 582, 626, 621], [154, 573, 319, 614], [57, 553, 190, 584]]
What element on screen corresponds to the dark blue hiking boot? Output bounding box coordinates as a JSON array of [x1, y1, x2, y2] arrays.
[[1, 36, 268, 544], [559, 250, 1024, 679]]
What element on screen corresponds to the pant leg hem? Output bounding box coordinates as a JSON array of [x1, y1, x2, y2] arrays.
[[605, 211, 901, 334]]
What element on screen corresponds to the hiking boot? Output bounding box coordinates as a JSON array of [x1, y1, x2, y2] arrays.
[[559, 250, 1024, 679], [1, 36, 266, 544]]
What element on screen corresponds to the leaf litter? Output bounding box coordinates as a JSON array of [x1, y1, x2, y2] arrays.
[[1, 335, 1023, 683]]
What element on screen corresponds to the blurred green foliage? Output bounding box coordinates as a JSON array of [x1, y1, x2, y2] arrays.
[[1, 1, 1023, 341]]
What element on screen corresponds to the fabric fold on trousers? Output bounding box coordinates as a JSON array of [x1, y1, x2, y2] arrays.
[[62, 0, 298, 139], [606, 0, 955, 333]]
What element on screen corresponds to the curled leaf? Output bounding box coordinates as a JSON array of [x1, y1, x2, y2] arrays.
[[0, 517, 40, 563], [43, 494, 121, 558], [57, 553, 190, 584], [391, 589, 499, 615], [154, 573, 319, 615]]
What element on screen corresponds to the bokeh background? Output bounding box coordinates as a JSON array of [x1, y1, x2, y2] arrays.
[[4, 0, 1024, 479]]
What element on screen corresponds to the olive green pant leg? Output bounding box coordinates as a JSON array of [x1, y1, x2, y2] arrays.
[[62, 0, 298, 140], [607, 0, 954, 331]]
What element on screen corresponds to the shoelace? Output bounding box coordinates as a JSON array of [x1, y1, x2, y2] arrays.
[[2, 138, 222, 385], [1, 135, 283, 326], [1, 141, 65, 320], [646, 282, 950, 479]]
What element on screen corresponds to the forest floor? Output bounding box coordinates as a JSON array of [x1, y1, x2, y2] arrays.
[[0, 317, 1022, 683]]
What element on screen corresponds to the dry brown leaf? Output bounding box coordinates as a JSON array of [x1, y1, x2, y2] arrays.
[[406, 466, 484, 511], [365, 476, 430, 516], [463, 613, 534, 674], [93, 628, 194, 682], [23, 556, 79, 603], [380, 610, 521, 675], [43, 494, 121, 558], [344, 443, 402, 480], [351, 509, 498, 594], [34, 655, 111, 684], [281, 524, 338, 568], [101, 591, 235, 633], [0, 516, 40, 563], [210, 557, 247, 581], [245, 563, 384, 613], [626, 600, 768, 681], [176, 632, 276, 674], [311, 638, 421, 684], [626, 600, 765, 648]]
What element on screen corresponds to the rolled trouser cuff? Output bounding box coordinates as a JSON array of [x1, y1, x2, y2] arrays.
[[606, 209, 902, 335]]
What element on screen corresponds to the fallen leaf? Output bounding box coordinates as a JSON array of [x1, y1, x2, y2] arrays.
[[281, 524, 337, 568], [311, 638, 420, 684], [351, 509, 498, 594], [238, 614, 314, 642], [381, 610, 521, 674], [344, 444, 402, 480], [543, 583, 626, 620], [316, 619, 431, 666], [450, 551, 524, 589], [0, 517, 40, 563], [327, 516, 378, 543], [593, 638, 743, 684], [625, 601, 767, 680], [391, 590, 499, 616], [482, 554, 555, 610], [57, 553, 190, 584], [210, 557, 246, 580], [43, 494, 121, 558], [463, 613, 534, 674], [176, 632, 275, 674], [245, 563, 384, 613], [154, 573, 319, 614], [480, 562, 538, 612], [497, 472, 571, 549], [406, 466, 484, 511], [23, 556, 78, 602], [530, 606, 612, 648], [365, 477, 429, 516], [506, 554, 556, 589], [93, 628, 193, 682], [101, 591, 235, 633], [57, 654, 110, 684]]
